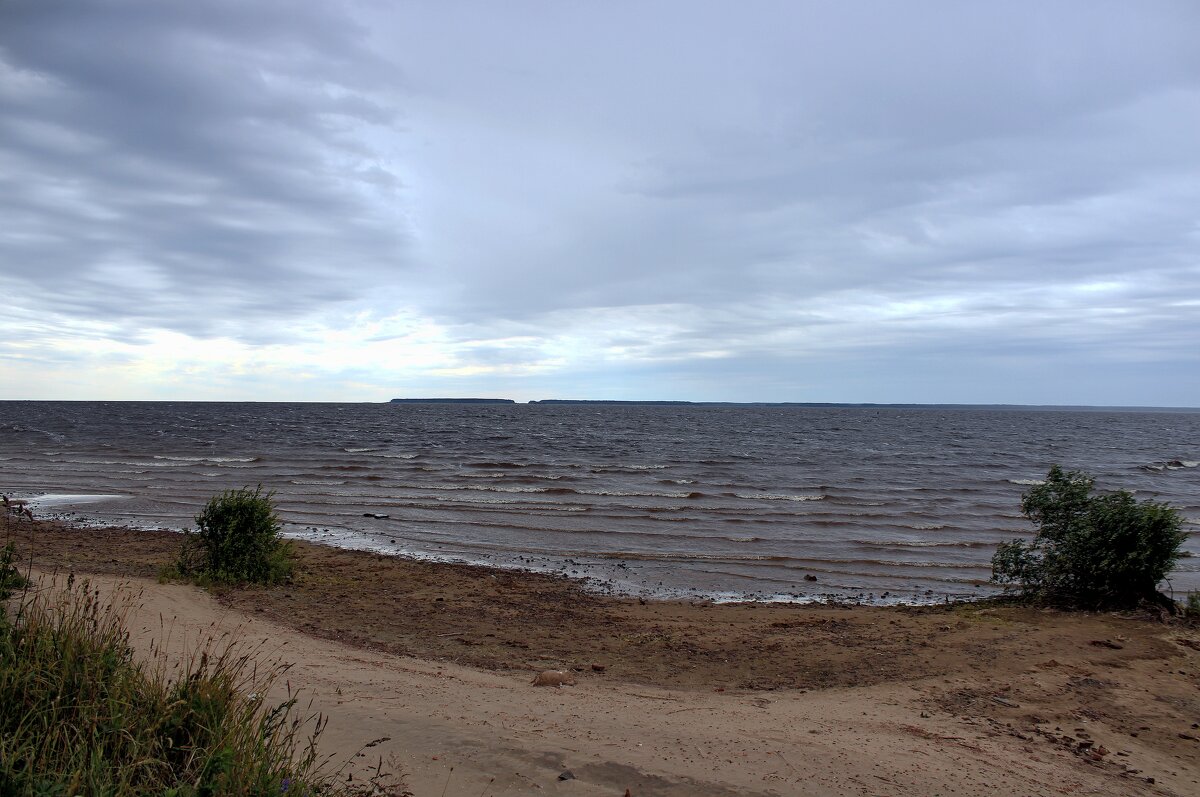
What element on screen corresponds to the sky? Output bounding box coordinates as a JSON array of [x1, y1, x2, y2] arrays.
[[1, 1, 1198, 406]]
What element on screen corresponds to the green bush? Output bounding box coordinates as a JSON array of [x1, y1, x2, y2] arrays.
[[992, 465, 1186, 609], [177, 486, 293, 585]]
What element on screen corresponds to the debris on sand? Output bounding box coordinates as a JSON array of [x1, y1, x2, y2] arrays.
[[532, 670, 576, 687]]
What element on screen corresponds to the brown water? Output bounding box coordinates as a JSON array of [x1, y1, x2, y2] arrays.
[[2, 401, 1197, 602]]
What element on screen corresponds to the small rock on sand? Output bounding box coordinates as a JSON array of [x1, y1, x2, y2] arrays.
[[532, 670, 576, 687]]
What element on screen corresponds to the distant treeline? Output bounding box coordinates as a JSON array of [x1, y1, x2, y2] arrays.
[[388, 398, 1199, 412], [389, 398, 516, 404]]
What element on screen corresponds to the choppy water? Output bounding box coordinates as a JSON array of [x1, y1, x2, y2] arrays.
[[1, 401, 1197, 602]]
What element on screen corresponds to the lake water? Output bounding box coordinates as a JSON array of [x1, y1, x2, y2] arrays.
[[2, 401, 1197, 602]]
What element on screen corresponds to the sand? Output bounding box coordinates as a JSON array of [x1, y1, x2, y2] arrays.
[[5, 517, 1200, 796]]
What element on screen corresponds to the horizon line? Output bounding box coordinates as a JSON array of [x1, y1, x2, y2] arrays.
[[2, 397, 1198, 412]]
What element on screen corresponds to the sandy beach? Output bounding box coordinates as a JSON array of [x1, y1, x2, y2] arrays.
[[5, 516, 1200, 796]]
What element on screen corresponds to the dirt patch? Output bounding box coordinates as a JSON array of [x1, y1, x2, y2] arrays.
[[3, 516, 1187, 692]]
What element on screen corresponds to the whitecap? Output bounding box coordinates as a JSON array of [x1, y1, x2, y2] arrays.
[[31, 493, 127, 507], [734, 492, 825, 502]]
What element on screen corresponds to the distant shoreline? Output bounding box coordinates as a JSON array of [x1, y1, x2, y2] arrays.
[[387, 398, 1200, 412], [389, 397, 516, 404]]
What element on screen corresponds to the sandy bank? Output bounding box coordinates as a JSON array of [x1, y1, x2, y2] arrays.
[[6, 517, 1200, 795]]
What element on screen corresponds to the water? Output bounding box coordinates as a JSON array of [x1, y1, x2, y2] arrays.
[[2, 401, 1197, 602]]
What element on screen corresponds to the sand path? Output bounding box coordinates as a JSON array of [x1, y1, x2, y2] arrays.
[[36, 572, 1182, 797]]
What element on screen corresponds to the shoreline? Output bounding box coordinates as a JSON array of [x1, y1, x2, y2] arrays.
[[269, 526, 998, 609], [8, 516, 1002, 691], [5, 514, 1200, 794], [27, 499, 999, 608]]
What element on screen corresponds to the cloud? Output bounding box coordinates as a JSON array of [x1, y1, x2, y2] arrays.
[[0, 0, 410, 343]]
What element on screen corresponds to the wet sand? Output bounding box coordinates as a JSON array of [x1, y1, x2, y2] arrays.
[[5, 516, 1200, 795]]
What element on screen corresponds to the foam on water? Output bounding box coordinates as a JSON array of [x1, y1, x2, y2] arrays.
[[30, 493, 128, 507]]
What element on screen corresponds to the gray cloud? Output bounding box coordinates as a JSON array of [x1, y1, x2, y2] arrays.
[[0, 0, 409, 342]]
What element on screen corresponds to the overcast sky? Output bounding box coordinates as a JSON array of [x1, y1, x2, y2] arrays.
[[1, 1, 1197, 405]]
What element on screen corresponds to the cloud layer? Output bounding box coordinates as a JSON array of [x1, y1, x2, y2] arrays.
[[2, 1, 1198, 404]]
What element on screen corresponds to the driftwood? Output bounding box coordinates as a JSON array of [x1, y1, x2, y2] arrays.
[[3, 496, 32, 520]]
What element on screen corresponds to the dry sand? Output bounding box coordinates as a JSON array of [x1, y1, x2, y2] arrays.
[[6, 517, 1200, 796]]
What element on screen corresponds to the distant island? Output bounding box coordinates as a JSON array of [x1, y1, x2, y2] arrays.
[[530, 399, 699, 405], [389, 398, 516, 404], [388, 398, 1199, 412]]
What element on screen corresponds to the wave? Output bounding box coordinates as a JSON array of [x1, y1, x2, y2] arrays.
[[400, 484, 703, 500], [408, 484, 557, 495], [733, 492, 825, 502], [589, 464, 669, 472], [599, 551, 788, 562], [1140, 459, 1199, 471], [60, 459, 143, 466], [422, 484, 702, 500], [851, 539, 996, 549], [152, 455, 259, 463], [580, 488, 697, 499], [591, 551, 987, 572]]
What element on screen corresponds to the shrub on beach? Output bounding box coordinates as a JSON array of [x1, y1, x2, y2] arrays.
[[177, 486, 293, 585], [992, 465, 1186, 609]]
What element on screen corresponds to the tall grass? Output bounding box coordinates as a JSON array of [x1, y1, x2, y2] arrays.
[[0, 540, 24, 599], [0, 573, 390, 796]]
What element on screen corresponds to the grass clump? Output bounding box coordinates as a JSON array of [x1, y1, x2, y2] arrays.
[[992, 465, 1186, 610], [0, 540, 26, 602], [175, 486, 293, 585], [0, 576, 345, 796]]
